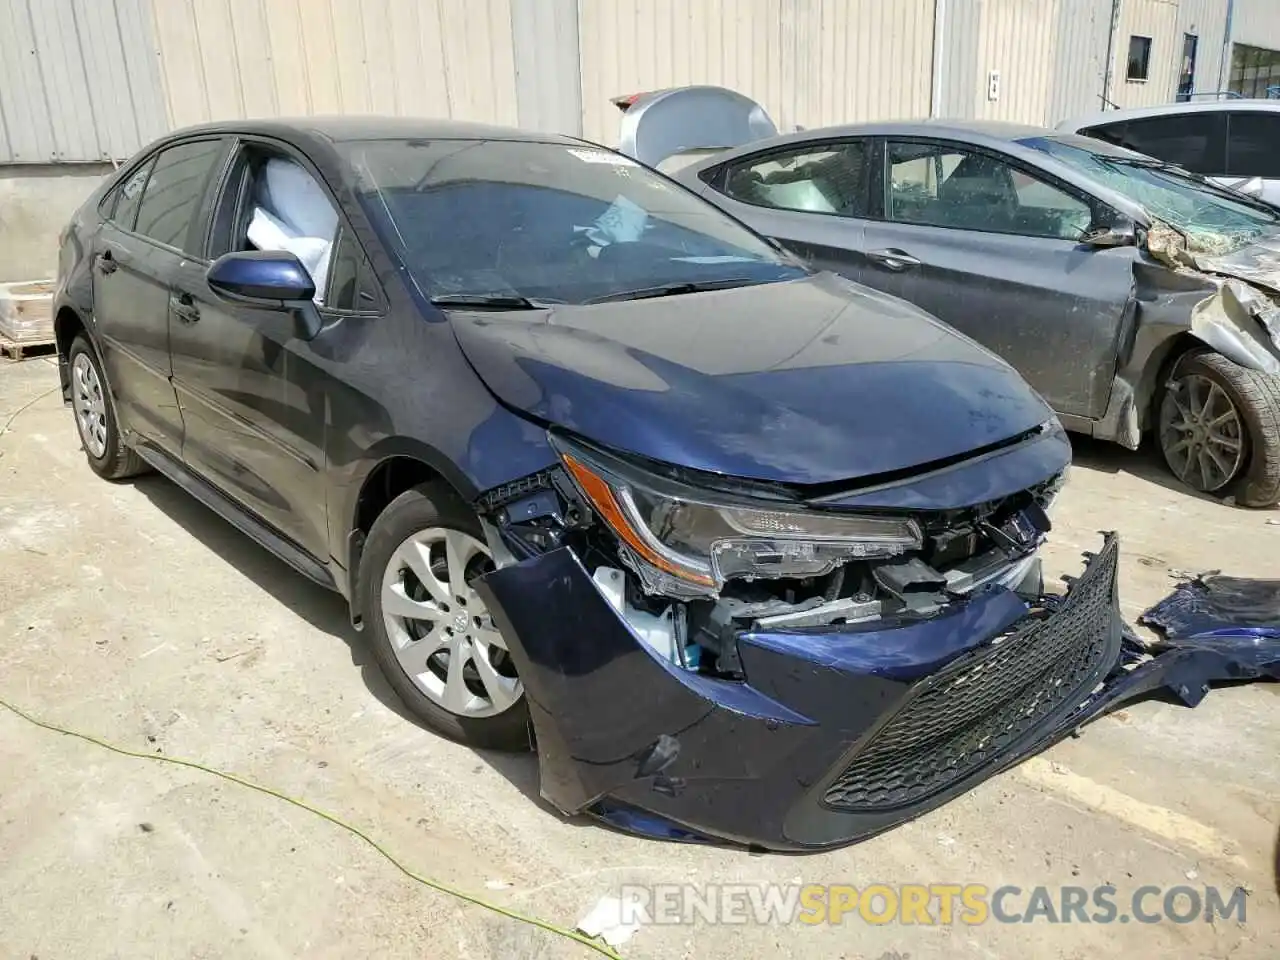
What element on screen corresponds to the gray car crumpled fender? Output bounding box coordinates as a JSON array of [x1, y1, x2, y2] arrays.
[[1144, 220, 1280, 374]]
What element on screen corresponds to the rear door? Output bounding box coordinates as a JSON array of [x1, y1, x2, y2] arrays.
[[1224, 111, 1280, 206], [865, 138, 1135, 421], [91, 139, 228, 455], [701, 139, 880, 285]]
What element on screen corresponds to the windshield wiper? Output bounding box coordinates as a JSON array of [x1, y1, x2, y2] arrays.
[[429, 293, 558, 310], [583, 277, 763, 305]]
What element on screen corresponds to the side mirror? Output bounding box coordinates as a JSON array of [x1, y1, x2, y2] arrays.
[[1079, 217, 1136, 249], [206, 251, 322, 340]]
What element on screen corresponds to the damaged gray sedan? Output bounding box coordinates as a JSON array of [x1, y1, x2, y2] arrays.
[[623, 90, 1280, 505]]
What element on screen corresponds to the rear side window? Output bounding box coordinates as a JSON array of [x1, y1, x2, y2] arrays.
[[1226, 112, 1280, 178], [1103, 114, 1227, 173], [721, 141, 872, 217], [132, 139, 226, 252], [110, 158, 155, 231]]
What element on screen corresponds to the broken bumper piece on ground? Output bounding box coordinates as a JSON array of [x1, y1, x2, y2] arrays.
[[475, 528, 1153, 851]]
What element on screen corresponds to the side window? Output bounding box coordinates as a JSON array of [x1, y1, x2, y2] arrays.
[[886, 141, 1091, 241], [1226, 113, 1280, 178], [325, 227, 379, 311], [1111, 113, 1227, 173], [209, 147, 339, 304], [721, 141, 871, 216], [110, 158, 155, 231], [1080, 122, 1128, 147], [132, 140, 226, 251]]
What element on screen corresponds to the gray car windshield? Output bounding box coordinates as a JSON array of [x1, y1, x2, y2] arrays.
[[338, 138, 804, 305], [1020, 135, 1278, 253]]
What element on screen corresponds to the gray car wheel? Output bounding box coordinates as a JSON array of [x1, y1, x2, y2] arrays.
[[359, 483, 531, 750], [66, 335, 148, 481], [1158, 352, 1280, 506]]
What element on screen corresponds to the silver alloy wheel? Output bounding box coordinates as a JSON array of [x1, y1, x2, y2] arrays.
[[1159, 373, 1246, 492], [71, 352, 109, 459], [380, 527, 521, 718]]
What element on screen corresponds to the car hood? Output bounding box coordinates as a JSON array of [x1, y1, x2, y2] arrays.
[[448, 272, 1054, 486], [1192, 230, 1280, 297]]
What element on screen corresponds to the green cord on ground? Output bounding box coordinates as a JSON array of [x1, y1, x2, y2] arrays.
[[0, 696, 624, 959]]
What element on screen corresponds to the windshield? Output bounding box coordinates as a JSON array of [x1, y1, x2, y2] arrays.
[[337, 138, 804, 305], [1019, 135, 1278, 254]]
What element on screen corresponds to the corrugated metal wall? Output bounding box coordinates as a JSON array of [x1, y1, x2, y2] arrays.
[[1231, 0, 1280, 49], [150, 0, 520, 130], [8, 0, 1280, 166], [1047, 0, 1114, 121], [0, 0, 167, 163], [1173, 0, 1227, 95], [942, 0, 1113, 125], [1109, 0, 1180, 106], [577, 0, 935, 145], [511, 0, 582, 134]]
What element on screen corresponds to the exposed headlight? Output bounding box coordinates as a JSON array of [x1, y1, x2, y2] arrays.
[[553, 437, 921, 597]]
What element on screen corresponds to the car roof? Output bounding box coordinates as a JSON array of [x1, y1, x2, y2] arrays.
[[156, 114, 581, 146], [749, 118, 1055, 147], [1059, 99, 1280, 131]]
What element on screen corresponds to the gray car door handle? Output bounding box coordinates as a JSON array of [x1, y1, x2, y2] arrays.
[[169, 292, 200, 323], [866, 249, 921, 272]]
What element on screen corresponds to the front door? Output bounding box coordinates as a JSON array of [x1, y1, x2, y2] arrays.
[[865, 139, 1135, 421], [91, 139, 228, 455], [168, 141, 351, 562]]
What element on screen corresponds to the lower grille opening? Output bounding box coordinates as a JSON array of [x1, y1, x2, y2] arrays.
[[822, 535, 1120, 812]]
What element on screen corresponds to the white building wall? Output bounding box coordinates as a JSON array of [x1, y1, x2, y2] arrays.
[[576, 0, 935, 146], [1109, 0, 1181, 106], [1231, 0, 1280, 50], [150, 0, 521, 130]]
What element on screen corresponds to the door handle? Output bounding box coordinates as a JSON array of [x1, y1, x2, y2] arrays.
[[866, 249, 922, 272], [169, 292, 200, 323], [95, 249, 119, 274]]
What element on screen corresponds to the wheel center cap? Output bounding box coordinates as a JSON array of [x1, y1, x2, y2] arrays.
[[454, 611, 469, 631]]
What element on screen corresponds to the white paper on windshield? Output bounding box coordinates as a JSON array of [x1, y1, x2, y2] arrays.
[[567, 148, 638, 167], [576, 194, 650, 253]]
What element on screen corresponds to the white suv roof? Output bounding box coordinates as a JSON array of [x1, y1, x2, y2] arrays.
[[1059, 99, 1280, 132]]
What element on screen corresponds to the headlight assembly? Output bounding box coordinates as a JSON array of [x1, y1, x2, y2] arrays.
[[554, 438, 921, 597]]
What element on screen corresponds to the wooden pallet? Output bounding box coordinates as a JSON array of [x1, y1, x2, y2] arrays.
[[0, 333, 56, 362]]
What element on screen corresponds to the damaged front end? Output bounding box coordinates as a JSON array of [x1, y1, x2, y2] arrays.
[[1142, 220, 1280, 375], [469, 430, 1136, 850]]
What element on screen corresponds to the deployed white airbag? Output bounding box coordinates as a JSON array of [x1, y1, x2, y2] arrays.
[[246, 158, 338, 302]]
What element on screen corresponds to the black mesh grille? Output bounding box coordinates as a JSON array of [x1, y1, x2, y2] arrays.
[[823, 536, 1120, 811]]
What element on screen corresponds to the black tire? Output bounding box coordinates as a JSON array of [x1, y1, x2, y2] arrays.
[[359, 482, 531, 750], [68, 335, 148, 481], [1160, 352, 1280, 507]]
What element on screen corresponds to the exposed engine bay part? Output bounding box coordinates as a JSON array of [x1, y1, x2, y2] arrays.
[[478, 455, 1059, 655], [592, 565, 699, 669]]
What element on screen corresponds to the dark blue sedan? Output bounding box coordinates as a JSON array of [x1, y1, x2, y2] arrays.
[[52, 116, 1112, 850]]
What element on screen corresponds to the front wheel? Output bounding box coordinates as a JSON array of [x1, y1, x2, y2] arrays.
[[359, 483, 530, 750], [1158, 352, 1280, 507]]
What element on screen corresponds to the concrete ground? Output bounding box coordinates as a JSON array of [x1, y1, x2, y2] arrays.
[[1, 356, 1277, 960]]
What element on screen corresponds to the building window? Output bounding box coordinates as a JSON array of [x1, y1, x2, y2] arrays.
[[1127, 35, 1152, 81], [1228, 43, 1280, 99]]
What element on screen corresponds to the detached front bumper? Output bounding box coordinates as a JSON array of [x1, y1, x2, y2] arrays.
[[475, 534, 1125, 851]]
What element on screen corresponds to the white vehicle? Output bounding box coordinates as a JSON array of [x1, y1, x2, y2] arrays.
[[1058, 100, 1280, 206]]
